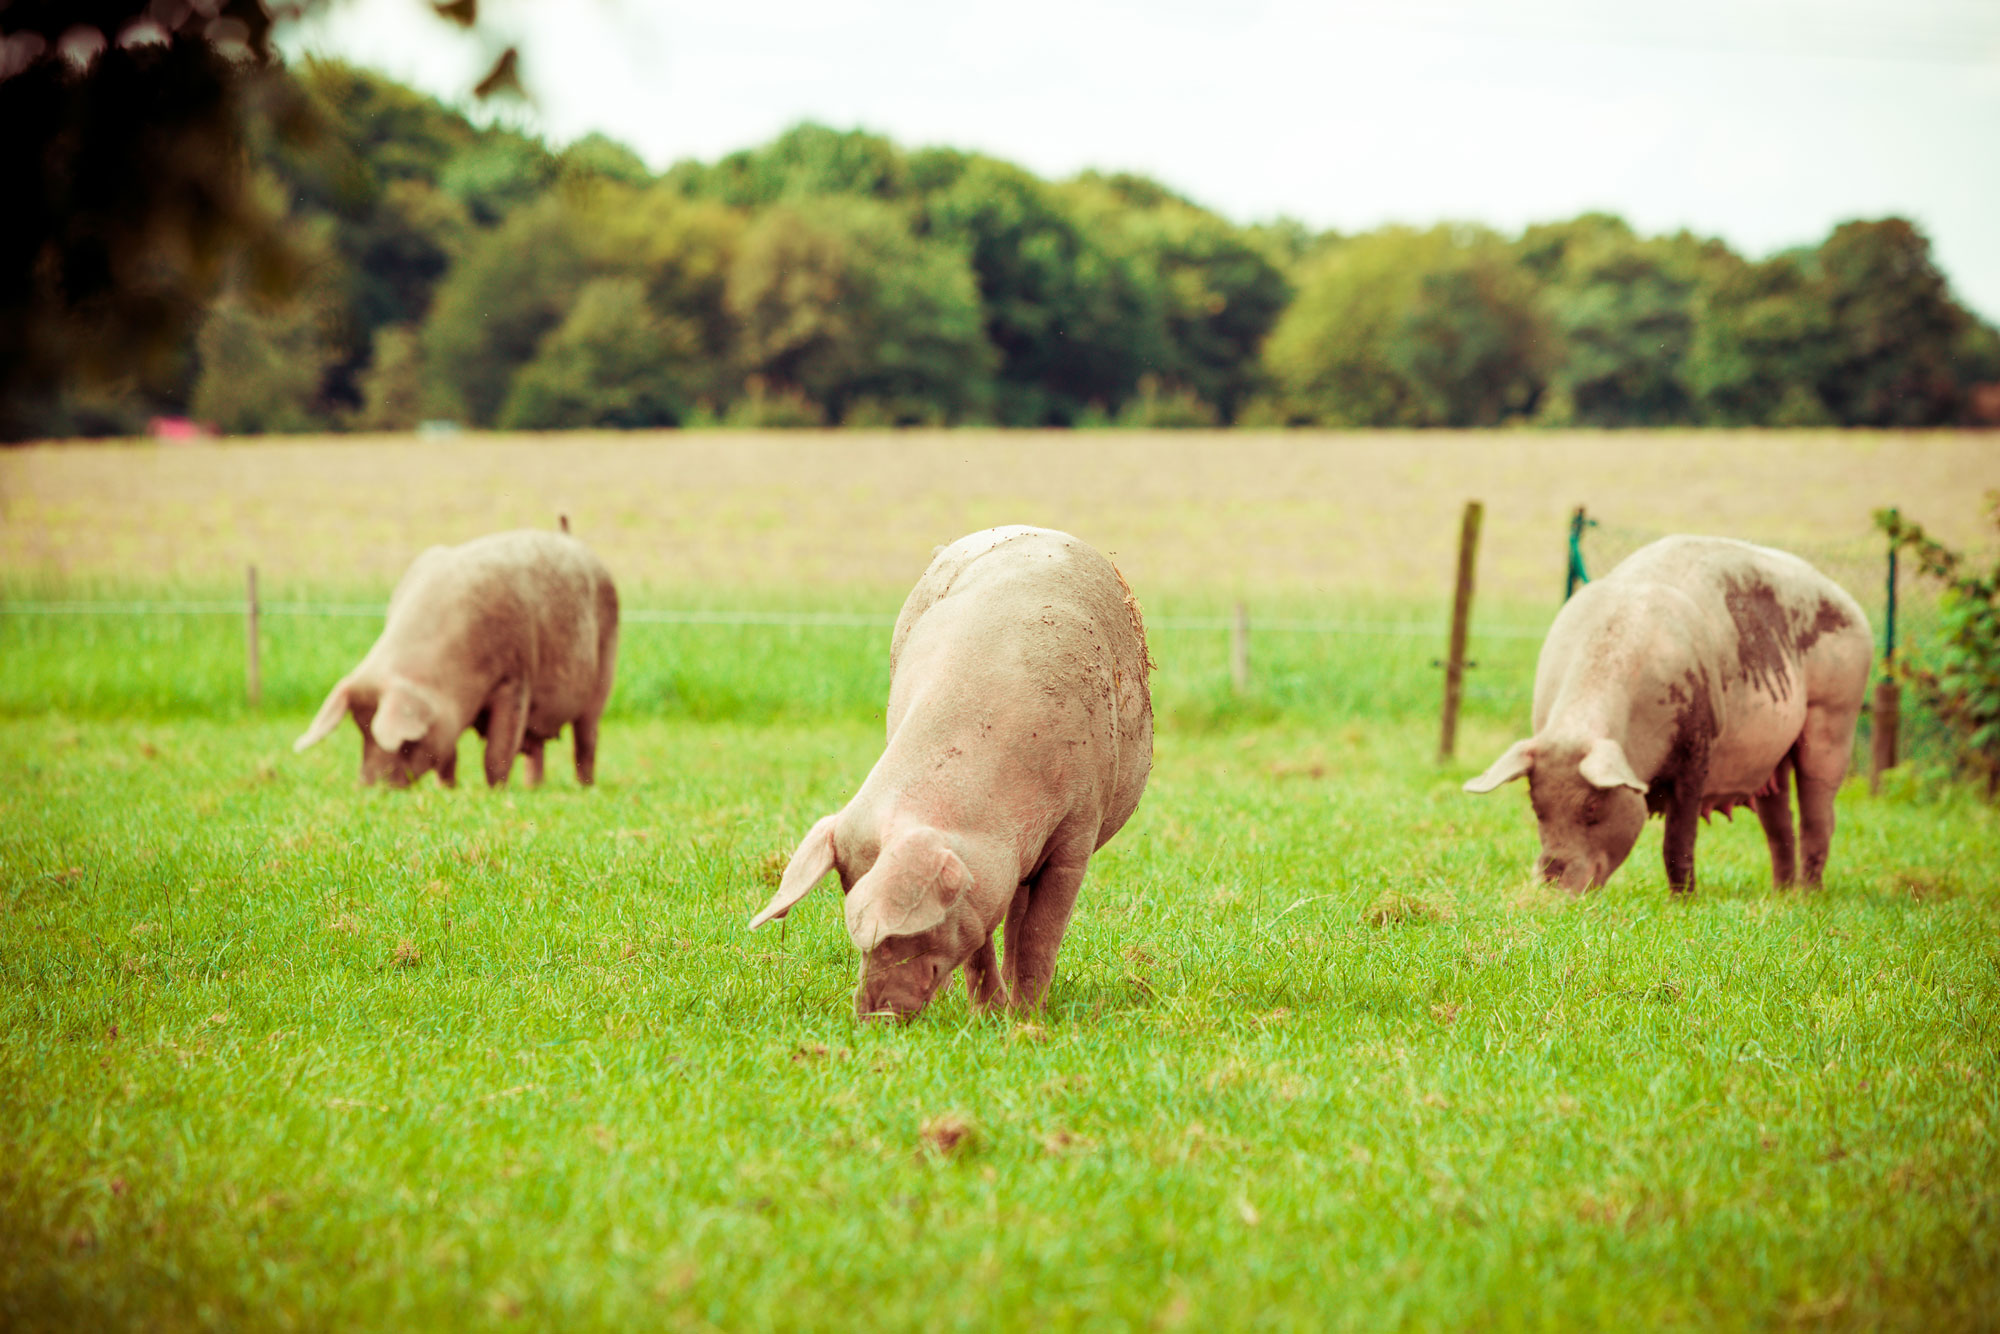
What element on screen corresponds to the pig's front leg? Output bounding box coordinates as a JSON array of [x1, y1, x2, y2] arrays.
[[522, 736, 546, 787], [1006, 842, 1090, 1010], [1660, 770, 1706, 894], [964, 933, 1002, 1011], [437, 746, 458, 788], [482, 679, 530, 787]]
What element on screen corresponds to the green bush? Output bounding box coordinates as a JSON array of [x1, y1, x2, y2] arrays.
[[1877, 494, 2000, 796]]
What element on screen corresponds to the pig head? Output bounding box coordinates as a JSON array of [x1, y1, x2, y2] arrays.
[[294, 673, 464, 787], [750, 817, 1012, 1020], [1464, 734, 1650, 891]]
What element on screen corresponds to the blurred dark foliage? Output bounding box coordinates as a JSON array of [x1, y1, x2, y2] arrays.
[[0, 1, 296, 437], [5, 20, 1998, 439]]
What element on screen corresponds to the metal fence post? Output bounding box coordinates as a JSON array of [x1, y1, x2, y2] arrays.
[[1564, 505, 1592, 601], [1869, 528, 1899, 792], [1439, 500, 1483, 762]]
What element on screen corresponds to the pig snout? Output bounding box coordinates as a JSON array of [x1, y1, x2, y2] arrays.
[[855, 954, 949, 1022], [1536, 851, 1605, 893]]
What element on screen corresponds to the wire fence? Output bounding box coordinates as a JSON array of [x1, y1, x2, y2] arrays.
[[0, 600, 1552, 637], [4, 508, 1983, 766]]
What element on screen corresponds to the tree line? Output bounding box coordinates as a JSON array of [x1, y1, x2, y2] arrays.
[[11, 59, 1999, 440]]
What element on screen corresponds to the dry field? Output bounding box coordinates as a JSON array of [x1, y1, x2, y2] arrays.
[[3, 429, 1995, 605]]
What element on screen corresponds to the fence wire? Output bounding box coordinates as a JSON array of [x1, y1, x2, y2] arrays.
[[0, 601, 1550, 639]]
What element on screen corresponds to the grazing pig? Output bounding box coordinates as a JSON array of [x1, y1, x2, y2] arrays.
[[294, 528, 619, 788], [1464, 536, 1870, 893], [747, 525, 1153, 1019]]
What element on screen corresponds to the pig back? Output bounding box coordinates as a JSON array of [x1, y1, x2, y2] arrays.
[[384, 530, 617, 722], [1549, 536, 1871, 788], [891, 527, 1154, 842]]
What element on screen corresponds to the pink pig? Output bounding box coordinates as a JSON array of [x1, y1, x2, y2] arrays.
[[294, 528, 618, 788], [1465, 536, 1871, 893], [748, 526, 1153, 1019]]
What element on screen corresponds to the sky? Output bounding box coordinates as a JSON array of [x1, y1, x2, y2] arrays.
[[282, 0, 2000, 322]]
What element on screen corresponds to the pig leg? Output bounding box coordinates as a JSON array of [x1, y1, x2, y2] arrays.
[[1660, 779, 1704, 894], [1794, 701, 1860, 889], [1006, 841, 1091, 1010], [437, 746, 458, 789], [573, 712, 600, 786], [482, 679, 530, 787], [1752, 753, 1798, 887], [999, 883, 1031, 995], [964, 933, 1003, 1011], [522, 736, 546, 787]]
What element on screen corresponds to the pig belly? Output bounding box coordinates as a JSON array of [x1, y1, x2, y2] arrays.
[[1702, 692, 1806, 799]]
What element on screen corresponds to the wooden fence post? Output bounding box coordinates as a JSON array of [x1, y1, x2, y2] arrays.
[[245, 564, 262, 710], [1439, 500, 1483, 762], [1869, 533, 1899, 792], [1230, 601, 1250, 695]]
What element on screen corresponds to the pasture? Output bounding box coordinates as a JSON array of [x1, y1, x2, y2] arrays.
[[3, 430, 1998, 1330]]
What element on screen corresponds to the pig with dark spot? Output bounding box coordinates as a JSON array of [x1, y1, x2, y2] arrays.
[[294, 529, 619, 788], [748, 525, 1153, 1020], [1465, 536, 1870, 893]]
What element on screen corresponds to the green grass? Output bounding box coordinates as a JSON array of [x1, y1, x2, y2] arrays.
[[0, 591, 1546, 733], [6, 672, 1998, 1328]]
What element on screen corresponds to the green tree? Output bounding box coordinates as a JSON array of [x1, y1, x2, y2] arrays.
[[499, 277, 700, 429], [1527, 224, 1716, 426], [1688, 252, 1837, 426], [1263, 226, 1546, 427], [725, 198, 994, 423], [1816, 218, 1974, 426], [355, 323, 427, 431], [921, 156, 1161, 424], [420, 183, 743, 426], [440, 132, 557, 226], [419, 193, 595, 424], [191, 284, 338, 434], [1067, 175, 1292, 422], [665, 122, 912, 209], [559, 132, 652, 187]]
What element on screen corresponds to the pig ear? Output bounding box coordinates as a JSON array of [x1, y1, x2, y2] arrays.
[[1463, 739, 1535, 793], [1579, 738, 1647, 793], [369, 685, 433, 750], [293, 679, 354, 753], [748, 814, 839, 930], [845, 843, 969, 953]]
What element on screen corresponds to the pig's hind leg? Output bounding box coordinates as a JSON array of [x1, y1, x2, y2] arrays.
[[522, 735, 546, 787], [1004, 830, 1093, 1010], [1751, 752, 1798, 887], [1795, 699, 1861, 888], [482, 680, 530, 787], [572, 712, 600, 786]]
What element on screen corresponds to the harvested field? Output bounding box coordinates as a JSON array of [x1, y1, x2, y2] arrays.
[[4, 429, 1995, 604]]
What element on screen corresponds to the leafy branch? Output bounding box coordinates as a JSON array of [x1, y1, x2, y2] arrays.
[[1874, 493, 2000, 796]]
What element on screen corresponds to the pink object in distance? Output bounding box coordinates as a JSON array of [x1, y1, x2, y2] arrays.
[[148, 416, 214, 442]]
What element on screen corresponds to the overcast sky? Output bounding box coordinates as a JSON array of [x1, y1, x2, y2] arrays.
[[282, 0, 2000, 321]]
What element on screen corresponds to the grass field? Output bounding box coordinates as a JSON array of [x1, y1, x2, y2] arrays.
[[4, 431, 1999, 1330]]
